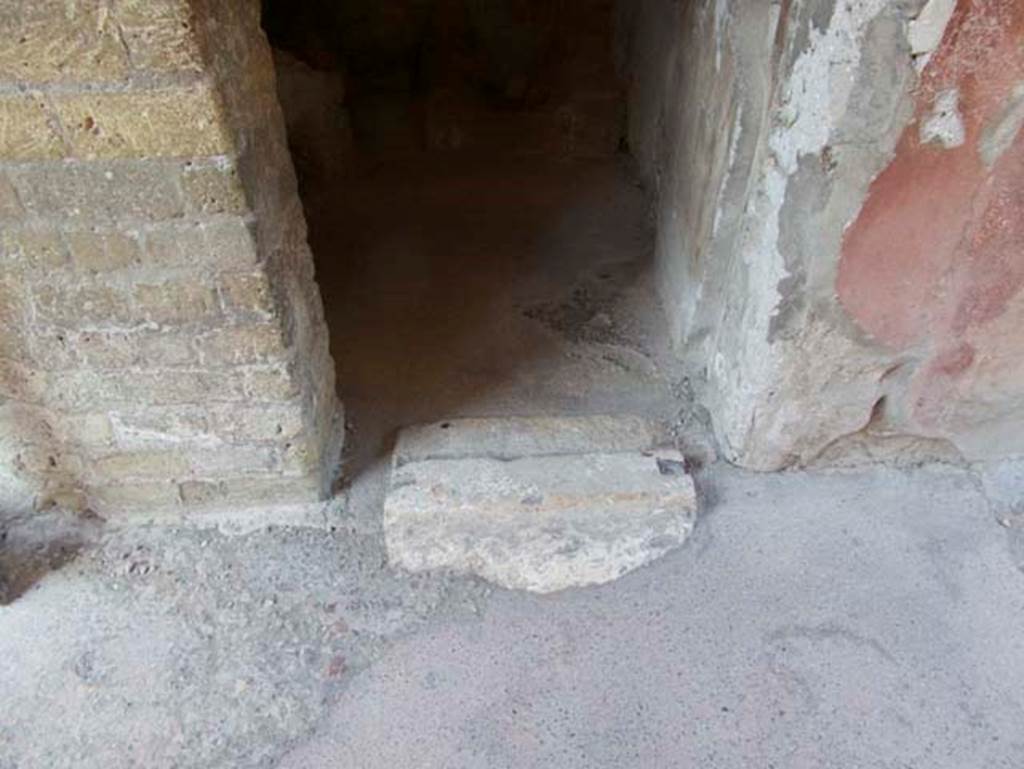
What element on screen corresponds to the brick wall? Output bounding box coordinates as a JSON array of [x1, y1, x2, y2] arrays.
[[0, 0, 340, 522]]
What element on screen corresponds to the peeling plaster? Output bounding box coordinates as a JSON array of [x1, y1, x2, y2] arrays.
[[920, 88, 965, 149], [713, 0, 729, 72], [908, 0, 956, 71], [733, 2, 887, 359], [770, 0, 887, 175]]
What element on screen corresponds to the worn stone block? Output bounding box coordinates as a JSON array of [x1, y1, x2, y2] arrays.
[[181, 162, 249, 215], [384, 417, 697, 593], [10, 161, 184, 222], [394, 414, 669, 465], [55, 84, 234, 160], [133, 279, 219, 325], [0, 1, 129, 83], [0, 227, 67, 271], [66, 228, 141, 271], [0, 92, 65, 159], [115, 0, 204, 74]]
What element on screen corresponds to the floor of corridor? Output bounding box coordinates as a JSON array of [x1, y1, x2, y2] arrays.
[[302, 151, 685, 527]]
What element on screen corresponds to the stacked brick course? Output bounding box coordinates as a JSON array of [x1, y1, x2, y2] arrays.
[[0, 0, 339, 521]]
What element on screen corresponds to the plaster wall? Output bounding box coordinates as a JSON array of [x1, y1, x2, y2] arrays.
[[621, 0, 1022, 469]]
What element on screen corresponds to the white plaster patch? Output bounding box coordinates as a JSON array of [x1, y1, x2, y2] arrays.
[[908, 0, 956, 72], [713, 0, 730, 72], [712, 103, 744, 238], [711, 1, 889, 462], [770, 0, 887, 174], [920, 88, 965, 149]]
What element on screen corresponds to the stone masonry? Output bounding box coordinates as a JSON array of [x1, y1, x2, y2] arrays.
[[0, 0, 339, 522]]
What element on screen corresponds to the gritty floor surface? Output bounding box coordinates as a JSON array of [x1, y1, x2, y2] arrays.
[[3, 464, 1024, 767], [3, 156, 1024, 766]]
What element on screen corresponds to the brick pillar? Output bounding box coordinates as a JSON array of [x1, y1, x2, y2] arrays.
[[0, 0, 340, 522]]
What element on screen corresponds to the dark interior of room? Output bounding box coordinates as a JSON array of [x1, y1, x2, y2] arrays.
[[260, 0, 679, 490]]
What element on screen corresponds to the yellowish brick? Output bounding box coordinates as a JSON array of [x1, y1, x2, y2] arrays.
[[93, 450, 190, 481], [134, 279, 219, 325], [179, 475, 322, 509], [55, 83, 234, 160], [87, 482, 182, 515], [1, 227, 67, 270], [25, 330, 76, 370], [61, 413, 115, 448], [181, 163, 249, 215], [0, 92, 65, 159], [0, 2, 129, 83], [0, 358, 46, 402], [244, 365, 300, 401], [10, 161, 184, 222], [1, 277, 29, 328], [115, 0, 204, 74], [0, 173, 24, 220], [33, 282, 132, 326], [0, 325, 29, 361], [186, 445, 277, 478], [110, 406, 212, 444], [196, 324, 286, 365], [278, 436, 319, 476], [143, 223, 207, 267], [136, 331, 196, 367], [203, 219, 260, 267], [220, 272, 276, 318], [211, 402, 305, 443], [66, 228, 141, 271]]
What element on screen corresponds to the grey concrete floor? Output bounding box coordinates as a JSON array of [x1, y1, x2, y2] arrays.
[[282, 463, 1024, 769], [3, 463, 1023, 767]]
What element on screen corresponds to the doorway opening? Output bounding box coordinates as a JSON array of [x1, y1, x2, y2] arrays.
[[260, 0, 685, 506]]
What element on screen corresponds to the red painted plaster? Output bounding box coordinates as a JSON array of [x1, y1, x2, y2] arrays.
[[837, 0, 1024, 440]]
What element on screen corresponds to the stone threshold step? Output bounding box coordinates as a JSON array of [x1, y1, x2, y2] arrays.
[[383, 415, 697, 593]]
